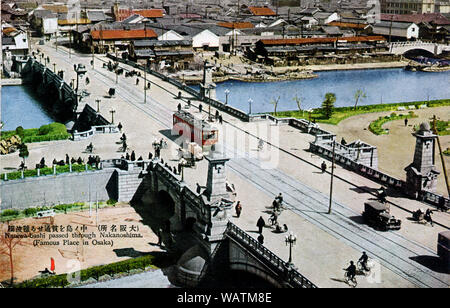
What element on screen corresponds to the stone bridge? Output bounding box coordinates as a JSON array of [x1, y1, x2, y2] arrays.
[[389, 41, 450, 55], [105, 156, 317, 288], [21, 58, 78, 122]]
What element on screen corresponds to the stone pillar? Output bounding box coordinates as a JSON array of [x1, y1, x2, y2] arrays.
[[200, 61, 216, 100], [204, 153, 230, 203], [404, 122, 440, 197]]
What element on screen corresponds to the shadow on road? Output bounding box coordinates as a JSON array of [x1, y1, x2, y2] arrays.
[[409, 255, 449, 274]]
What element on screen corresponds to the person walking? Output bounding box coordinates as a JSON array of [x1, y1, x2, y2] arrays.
[[199, 104, 203, 113], [258, 233, 264, 245], [117, 122, 123, 132], [404, 118, 408, 127], [321, 161, 327, 173], [235, 201, 242, 218], [257, 216, 265, 234], [177, 103, 182, 112]]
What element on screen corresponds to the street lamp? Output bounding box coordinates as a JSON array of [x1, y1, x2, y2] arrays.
[[224, 89, 230, 105], [285, 231, 297, 266], [248, 98, 253, 115], [96, 99, 101, 112], [53, 63, 56, 72], [110, 108, 116, 124]]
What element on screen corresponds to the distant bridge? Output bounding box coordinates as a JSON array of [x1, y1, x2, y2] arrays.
[[389, 41, 450, 55]]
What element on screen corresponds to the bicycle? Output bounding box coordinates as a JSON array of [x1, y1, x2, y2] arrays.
[[357, 260, 372, 276], [343, 269, 357, 287]]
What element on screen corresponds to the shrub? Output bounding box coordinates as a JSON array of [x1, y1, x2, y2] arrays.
[[106, 199, 117, 206], [1, 209, 19, 217], [38, 124, 51, 135], [15, 126, 24, 138], [23, 208, 38, 216]]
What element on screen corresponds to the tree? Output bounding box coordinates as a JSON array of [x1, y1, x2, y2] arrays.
[[293, 94, 303, 117], [270, 96, 280, 116], [321, 93, 336, 119], [0, 223, 28, 285], [19, 144, 29, 165], [353, 89, 366, 110]]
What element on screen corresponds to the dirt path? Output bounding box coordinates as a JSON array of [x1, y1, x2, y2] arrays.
[[320, 106, 450, 196]]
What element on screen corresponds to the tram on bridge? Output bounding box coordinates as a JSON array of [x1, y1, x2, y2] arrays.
[[172, 110, 218, 150]]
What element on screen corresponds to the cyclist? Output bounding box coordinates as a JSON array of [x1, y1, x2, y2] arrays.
[[358, 252, 369, 272], [269, 211, 278, 226], [345, 261, 356, 282]]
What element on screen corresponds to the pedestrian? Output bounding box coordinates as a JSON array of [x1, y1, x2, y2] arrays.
[[117, 122, 123, 132], [321, 161, 327, 173], [235, 201, 242, 218], [404, 118, 408, 127], [219, 115, 223, 124], [148, 152, 153, 160], [125, 152, 130, 160], [215, 110, 219, 121], [177, 103, 182, 112], [131, 151, 136, 161], [199, 104, 203, 113], [187, 100, 191, 108], [257, 216, 265, 234], [341, 137, 347, 146], [425, 209, 433, 226], [136, 78, 139, 85], [65, 154, 70, 165], [196, 183, 201, 194], [258, 233, 264, 245]]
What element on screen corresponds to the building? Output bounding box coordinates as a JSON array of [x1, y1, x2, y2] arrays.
[[380, 0, 439, 14], [29, 9, 58, 37], [128, 39, 194, 69], [90, 28, 158, 53], [250, 36, 393, 66], [369, 21, 420, 40]]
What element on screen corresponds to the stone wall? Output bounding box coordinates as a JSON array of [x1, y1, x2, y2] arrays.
[[0, 169, 117, 210]]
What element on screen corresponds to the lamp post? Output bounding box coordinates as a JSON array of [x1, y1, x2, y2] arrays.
[[224, 89, 230, 105], [328, 140, 336, 214], [285, 232, 297, 267], [144, 59, 148, 104], [53, 63, 56, 72], [110, 108, 116, 124], [248, 98, 253, 115], [96, 99, 101, 112]]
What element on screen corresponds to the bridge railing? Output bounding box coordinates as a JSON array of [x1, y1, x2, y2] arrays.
[[225, 222, 317, 288]]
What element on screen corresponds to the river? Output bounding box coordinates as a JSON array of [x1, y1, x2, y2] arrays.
[[198, 68, 450, 114], [1, 85, 54, 131]]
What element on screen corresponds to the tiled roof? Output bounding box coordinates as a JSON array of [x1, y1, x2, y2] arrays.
[[249, 6, 276, 16], [217, 22, 254, 29], [381, 13, 450, 26], [133, 9, 164, 18], [41, 4, 68, 13], [91, 29, 157, 40], [328, 21, 367, 29], [259, 36, 385, 46]]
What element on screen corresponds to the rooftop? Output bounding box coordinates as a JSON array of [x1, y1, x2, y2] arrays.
[[91, 28, 158, 40], [248, 6, 277, 16]]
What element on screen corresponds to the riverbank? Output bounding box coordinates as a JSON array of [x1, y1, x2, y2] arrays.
[[175, 60, 408, 85], [273, 99, 450, 125]]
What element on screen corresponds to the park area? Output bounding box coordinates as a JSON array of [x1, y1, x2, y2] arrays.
[[0, 203, 164, 287]]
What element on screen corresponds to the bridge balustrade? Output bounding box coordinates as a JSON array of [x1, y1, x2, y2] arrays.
[[225, 222, 317, 288]]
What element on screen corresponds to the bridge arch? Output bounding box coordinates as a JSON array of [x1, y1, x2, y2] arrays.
[[403, 48, 435, 58]]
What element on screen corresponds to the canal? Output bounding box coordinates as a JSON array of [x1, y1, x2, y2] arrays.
[[1, 85, 54, 131], [205, 68, 450, 114]]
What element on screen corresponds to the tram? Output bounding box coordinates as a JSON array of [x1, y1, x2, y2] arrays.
[[172, 110, 218, 149]]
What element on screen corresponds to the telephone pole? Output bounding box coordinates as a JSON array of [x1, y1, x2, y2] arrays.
[[328, 140, 336, 214], [431, 115, 450, 197]]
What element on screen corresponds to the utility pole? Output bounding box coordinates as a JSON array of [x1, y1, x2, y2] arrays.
[[115, 47, 118, 84], [328, 140, 336, 214], [431, 115, 450, 197]]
